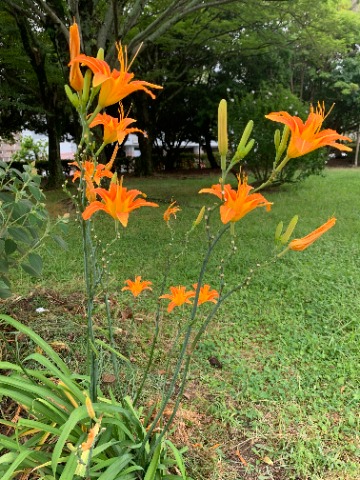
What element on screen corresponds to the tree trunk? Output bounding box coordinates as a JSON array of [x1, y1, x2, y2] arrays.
[[46, 114, 63, 188], [134, 93, 154, 175], [204, 131, 218, 169], [135, 134, 153, 175], [354, 124, 360, 167]]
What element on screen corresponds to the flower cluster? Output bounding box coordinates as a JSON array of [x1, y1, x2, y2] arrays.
[[67, 21, 162, 226], [121, 278, 219, 313]]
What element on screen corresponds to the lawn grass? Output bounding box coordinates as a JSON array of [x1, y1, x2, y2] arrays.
[[2, 168, 360, 479]]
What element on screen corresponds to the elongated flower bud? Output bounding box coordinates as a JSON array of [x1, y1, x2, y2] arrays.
[[238, 120, 254, 150], [85, 394, 96, 420], [218, 99, 228, 157], [82, 69, 92, 105], [69, 21, 84, 92], [281, 215, 299, 244], [274, 129, 281, 151], [278, 125, 290, 157], [64, 84, 79, 108], [275, 221, 283, 241], [97, 48, 105, 60], [194, 206, 206, 226]]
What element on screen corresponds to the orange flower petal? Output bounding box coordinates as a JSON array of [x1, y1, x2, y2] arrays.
[[289, 217, 336, 251], [266, 103, 352, 159]]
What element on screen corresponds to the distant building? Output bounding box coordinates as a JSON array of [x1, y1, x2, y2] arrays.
[[0, 135, 21, 162]]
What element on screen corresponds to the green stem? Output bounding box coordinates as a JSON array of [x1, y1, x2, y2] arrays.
[[144, 224, 230, 451], [82, 217, 98, 403]]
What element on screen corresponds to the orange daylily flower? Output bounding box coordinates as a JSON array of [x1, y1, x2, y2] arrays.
[[89, 107, 145, 146], [71, 160, 114, 201], [70, 44, 162, 108], [265, 103, 352, 159], [122, 276, 152, 297], [159, 286, 195, 313], [69, 21, 84, 91], [193, 284, 219, 305], [199, 176, 272, 224], [289, 217, 336, 251], [163, 201, 181, 222], [82, 178, 159, 226]]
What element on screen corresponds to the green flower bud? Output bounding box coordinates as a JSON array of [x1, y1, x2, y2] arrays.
[[64, 84, 79, 108], [218, 99, 228, 157], [281, 215, 299, 244], [275, 221, 284, 241]]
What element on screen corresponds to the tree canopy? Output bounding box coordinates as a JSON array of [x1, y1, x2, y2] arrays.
[[1, 0, 359, 183]]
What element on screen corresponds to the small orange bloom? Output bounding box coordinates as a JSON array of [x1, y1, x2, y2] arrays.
[[69, 21, 84, 92], [82, 178, 158, 226], [163, 201, 181, 222], [289, 217, 336, 251], [71, 160, 114, 201], [159, 286, 195, 313], [193, 284, 219, 305], [122, 276, 152, 297], [70, 44, 162, 108], [199, 176, 272, 224], [89, 108, 145, 146], [265, 103, 352, 159]]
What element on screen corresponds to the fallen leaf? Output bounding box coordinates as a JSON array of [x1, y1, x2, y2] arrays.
[[262, 456, 273, 465], [102, 373, 116, 383]]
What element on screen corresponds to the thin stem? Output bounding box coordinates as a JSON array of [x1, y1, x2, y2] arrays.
[[143, 224, 230, 450], [82, 218, 98, 403]]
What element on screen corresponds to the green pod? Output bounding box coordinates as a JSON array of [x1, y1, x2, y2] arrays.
[[281, 214, 299, 244], [82, 69, 92, 105], [275, 221, 284, 241], [238, 120, 254, 150], [64, 85, 79, 108], [274, 129, 281, 151]]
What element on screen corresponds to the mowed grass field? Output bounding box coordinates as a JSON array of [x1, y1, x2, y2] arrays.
[[3, 168, 360, 479]]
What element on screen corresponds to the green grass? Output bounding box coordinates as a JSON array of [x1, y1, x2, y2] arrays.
[[3, 168, 360, 479]]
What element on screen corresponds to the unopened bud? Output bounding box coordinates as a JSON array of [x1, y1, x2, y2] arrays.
[[96, 48, 105, 60], [218, 99, 228, 157], [281, 215, 299, 244], [274, 129, 281, 151], [275, 221, 284, 241], [85, 394, 96, 420], [194, 206, 206, 226], [64, 85, 79, 108]]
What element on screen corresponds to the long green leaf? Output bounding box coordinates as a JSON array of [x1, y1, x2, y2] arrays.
[[51, 405, 89, 476], [58, 450, 79, 480], [1, 450, 31, 480], [23, 353, 85, 402], [18, 419, 61, 436], [144, 442, 162, 480], [165, 440, 187, 479], [96, 454, 133, 480], [0, 315, 71, 375]]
